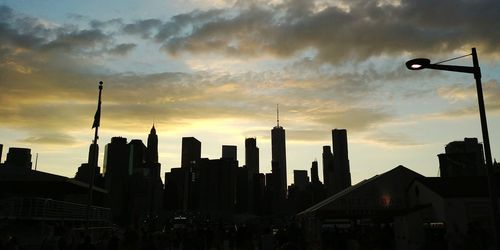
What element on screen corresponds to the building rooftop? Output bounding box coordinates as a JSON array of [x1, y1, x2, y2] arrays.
[[414, 175, 500, 198]]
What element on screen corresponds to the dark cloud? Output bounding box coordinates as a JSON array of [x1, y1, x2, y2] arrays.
[[0, 17, 46, 49], [107, 43, 137, 55], [89, 18, 123, 29], [0, 5, 13, 19], [161, 7, 277, 57], [123, 19, 162, 38], [41, 29, 111, 52], [0, 5, 128, 56], [154, 9, 225, 41], [0, 4, 398, 138], [3, 1, 495, 148], [139, 0, 500, 63]]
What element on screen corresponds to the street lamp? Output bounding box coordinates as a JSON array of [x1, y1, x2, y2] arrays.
[[406, 48, 499, 249]]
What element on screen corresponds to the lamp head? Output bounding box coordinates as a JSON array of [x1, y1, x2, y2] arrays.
[[406, 58, 431, 70]]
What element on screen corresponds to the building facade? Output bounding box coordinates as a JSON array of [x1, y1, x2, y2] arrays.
[[332, 129, 351, 194], [438, 137, 486, 177], [272, 125, 287, 194]]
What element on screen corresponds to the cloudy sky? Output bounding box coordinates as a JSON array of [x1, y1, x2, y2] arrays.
[[1, 0, 500, 184]]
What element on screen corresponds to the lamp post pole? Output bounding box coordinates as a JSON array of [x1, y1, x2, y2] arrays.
[[407, 48, 499, 249], [471, 48, 500, 249]]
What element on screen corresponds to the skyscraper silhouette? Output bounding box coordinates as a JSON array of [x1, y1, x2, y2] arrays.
[[102, 129, 163, 225], [271, 105, 287, 194], [245, 138, 259, 175], [438, 137, 486, 177], [4, 147, 32, 171], [244, 138, 260, 214], [128, 139, 146, 174], [322, 146, 334, 194], [181, 137, 201, 168], [293, 170, 309, 190], [332, 129, 351, 194], [103, 137, 130, 223], [222, 145, 237, 160], [146, 124, 158, 164], [311, 160, 320, 185], [103, 137, 129, 176], [143, 125, 163, 218]]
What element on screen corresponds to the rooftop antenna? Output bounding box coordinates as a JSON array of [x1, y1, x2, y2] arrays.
[[34, 153, 38, 171], [276, 104, 280, 127]]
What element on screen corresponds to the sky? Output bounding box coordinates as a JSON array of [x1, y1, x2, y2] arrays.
[[1, 0, 500, 185]]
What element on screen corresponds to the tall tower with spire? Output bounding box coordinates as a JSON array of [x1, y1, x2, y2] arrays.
[[271, 104, 287, 195], [146, 124, 158, 164]]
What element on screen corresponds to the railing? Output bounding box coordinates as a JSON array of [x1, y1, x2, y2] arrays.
[[0, 197, 111, 222]]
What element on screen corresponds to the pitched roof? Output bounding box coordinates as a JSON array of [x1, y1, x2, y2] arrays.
[[415, 175, 500, 198], [0, 167, 107, 193], [297, 165, 423, 216]]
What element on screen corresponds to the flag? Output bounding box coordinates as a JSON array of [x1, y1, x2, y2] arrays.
[[92, 101, 101, 129]]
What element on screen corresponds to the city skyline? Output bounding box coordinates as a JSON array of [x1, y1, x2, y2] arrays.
[[1, 0, 500, 185]]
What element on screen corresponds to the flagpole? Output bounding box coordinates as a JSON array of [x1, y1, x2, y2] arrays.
[[86, 81, 103, 235]]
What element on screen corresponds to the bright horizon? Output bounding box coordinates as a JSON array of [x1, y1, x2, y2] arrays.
[[1, 0, 500, 185]]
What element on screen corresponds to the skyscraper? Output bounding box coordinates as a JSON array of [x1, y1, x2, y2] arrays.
[[146, 124, 158, 164], [4, 147, 32, 171], [222, 145, 237, 160], [271, 105, 287, 193], [128, 139, 146, 174], [103, 137, 129, 177], [310, 160, 320, 185], [103, 137, 129, 223], [293, 170, 309, 190], [438, 137, 486, 177], [181, 137, 201, 168], [322, 146, 334, 194], [245, 138, 259, 175], [144, 125, 163, 217], [332, 129, 351, 194]]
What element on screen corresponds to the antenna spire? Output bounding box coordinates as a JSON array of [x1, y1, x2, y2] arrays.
[[276, 104, 280, 127]]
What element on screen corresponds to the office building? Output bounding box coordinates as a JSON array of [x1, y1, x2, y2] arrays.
[[128, 139, 146, 174], [294, 170, 309, 190], [103, 137, 130, 224], [146, 124, 158, 164], [193, 158, 238, 213], [271, 106, 287, 193], [245, 138, 259, 175], [438, 137, 486, 177], [3, 147, 32, 171], [103, 137, 129, 176], [332, 129, 351, 194], [322, 146, 334, 194], [311, 160, 320, 185], [222, 145, 237, 160], [164, 167, 190, 211], [181, 137, 201, 168]]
